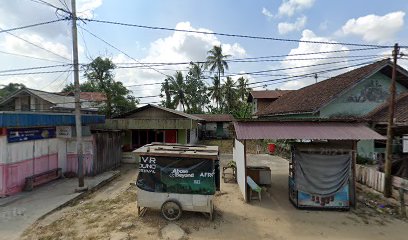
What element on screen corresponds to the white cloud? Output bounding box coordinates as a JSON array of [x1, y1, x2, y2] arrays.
[[262, 7, 274, 19], [340, 11, 405, 43], [77, 0, 103, 18], [278, 0, 315, 17], [278, 16, 307, 34], [278, 29, 350, 90], [112, 22, 246, 102]]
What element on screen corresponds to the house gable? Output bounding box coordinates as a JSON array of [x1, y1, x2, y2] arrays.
[[320, 72, 408, 118], [126, 106, 187, 119]]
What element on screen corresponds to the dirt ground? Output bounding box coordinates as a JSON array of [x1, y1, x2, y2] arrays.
[[22, 154, 408, 240]]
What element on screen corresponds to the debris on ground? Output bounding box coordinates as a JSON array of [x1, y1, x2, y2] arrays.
[[160, 223, 186, 240]]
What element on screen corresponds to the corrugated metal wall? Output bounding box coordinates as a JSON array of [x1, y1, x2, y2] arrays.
[[93, 131, 122, 175]]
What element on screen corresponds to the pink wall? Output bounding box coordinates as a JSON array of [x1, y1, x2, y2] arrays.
[[0, 153, 58, 196]]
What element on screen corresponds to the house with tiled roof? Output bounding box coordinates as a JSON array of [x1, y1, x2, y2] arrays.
[[247, 90, 292, 116], [257, 59, 408, 160], [193, 114, 235, 139]]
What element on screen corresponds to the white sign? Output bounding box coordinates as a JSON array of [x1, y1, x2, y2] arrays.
[[403, 135, 408, 153], [56, 126, 72, 138]]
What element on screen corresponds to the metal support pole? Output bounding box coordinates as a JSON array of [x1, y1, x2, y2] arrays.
[[71, 0, 84, 188], [384, 43, 399, 197]]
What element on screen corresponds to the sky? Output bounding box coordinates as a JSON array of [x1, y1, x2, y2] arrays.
[[1, 0, 408, 105]]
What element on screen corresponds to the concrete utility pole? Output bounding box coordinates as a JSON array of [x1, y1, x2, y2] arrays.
[[71, 0, 85, 189], [384, 43, 400, 197]]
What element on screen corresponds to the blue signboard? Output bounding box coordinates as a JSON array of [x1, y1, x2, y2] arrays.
[[7, 127, 56, 143]]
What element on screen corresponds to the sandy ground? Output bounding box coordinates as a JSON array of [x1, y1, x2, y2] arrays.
[[22, 155, 408, 240]]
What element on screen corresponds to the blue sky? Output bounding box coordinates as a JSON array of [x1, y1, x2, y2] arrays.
[[1, 0, 408, 104]]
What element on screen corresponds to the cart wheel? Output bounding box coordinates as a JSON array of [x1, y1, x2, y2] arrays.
[[161, 200, 182, 221]]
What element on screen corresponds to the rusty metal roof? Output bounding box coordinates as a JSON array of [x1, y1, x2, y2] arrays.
[[247, 90, 292, 102], [234, 121, 385, 140], [193, 114, 235, 122]]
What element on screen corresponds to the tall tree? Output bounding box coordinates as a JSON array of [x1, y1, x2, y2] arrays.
[[185, 62, 208, 113], [236, 76, 251, 102], [208, 75, 222, 109], [63, 56, 139, 118], [222, 76, 237, 113], [160, 77, 174, 109], [0, 83, 25, 99], [168, 71, 189, 111], [205, 45, 230, 109]]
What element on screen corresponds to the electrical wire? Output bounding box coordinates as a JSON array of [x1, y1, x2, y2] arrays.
[[0, 19, 68, 34], [82, 18, 398, 48], [0, 50, 69, 64]]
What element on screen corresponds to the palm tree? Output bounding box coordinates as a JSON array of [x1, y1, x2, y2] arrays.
[[236, 76, 251, 102], [168, 71, 189, 111], [208, 75, 222, 109], [160, 77, 173, 109], [205, 45, 230, 109], [222, 76, 237, 113]]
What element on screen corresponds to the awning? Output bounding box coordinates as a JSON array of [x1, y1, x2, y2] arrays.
[[234, 121, 386, 140]]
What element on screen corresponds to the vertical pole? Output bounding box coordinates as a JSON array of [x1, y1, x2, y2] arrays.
[[71, 0, 84, 188], [384, 43, 399, 197], [244, 139, 248, 203], [351, 141, 357, 208]]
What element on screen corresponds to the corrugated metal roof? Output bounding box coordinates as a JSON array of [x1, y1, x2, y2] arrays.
[[234, 121, 385, 140], [0, 111, 105, 128], [117, 104, 203, 120]]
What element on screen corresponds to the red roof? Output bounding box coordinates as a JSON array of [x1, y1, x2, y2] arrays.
[[193, 114, 235, 122], [366, 93, 408, 123], [258, 59, 408, 116], [79, 92, 107, 102], [234, 121, 385, 140], [247, 90, 292, 102]]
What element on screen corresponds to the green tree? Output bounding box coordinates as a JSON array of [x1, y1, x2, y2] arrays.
[[236, 76, 251, 102], [222, 76, 237, 113], [0, 83, 25, 99], [168, 71, 189, 111], [185, 62, 209, 113], [207, 75, 222, 109], [160, 77, 174, 109], [205, 45, 230, 109], [63, 56, 138, 118], [61, 81, 97, 93]]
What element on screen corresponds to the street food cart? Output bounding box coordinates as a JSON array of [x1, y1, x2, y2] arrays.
[[134, 143, 220, 220]]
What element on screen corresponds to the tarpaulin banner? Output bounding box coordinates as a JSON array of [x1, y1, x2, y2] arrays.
[[7, 127, 56, 143], [137, 155, 216, 195]]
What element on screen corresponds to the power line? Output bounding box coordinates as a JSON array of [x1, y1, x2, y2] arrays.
[[0, 70, 74, 77], [0, 28, 72, 61], [0, 18, 68, 34], [0, 64, 71, 74], [82, 18, 398, 48], [0, 50, 69, 64], [79, 25, 169, 77], [29, 0, 70, 13]]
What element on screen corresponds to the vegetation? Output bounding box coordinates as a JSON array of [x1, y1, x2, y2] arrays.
[[160, 45, 252, 119], [62, 56, 138, 118], [0, 83, 25, 100]]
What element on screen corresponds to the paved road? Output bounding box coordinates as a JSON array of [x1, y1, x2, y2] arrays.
[[0, 171, 117, 240]]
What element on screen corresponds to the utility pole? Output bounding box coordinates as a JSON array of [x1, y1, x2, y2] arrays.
[[71, 0, 85, 189], [314, 73, 318, 83], [384, 43, 399, 197]]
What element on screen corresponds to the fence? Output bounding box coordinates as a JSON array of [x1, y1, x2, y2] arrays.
[[356, 164, 408, 204], [93, 131, 122, 175]]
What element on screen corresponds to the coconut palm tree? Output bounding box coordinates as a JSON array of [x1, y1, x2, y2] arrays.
[[222, 76, 237, 113], [208, 75, 222, 109], [168, 71, 189, 111], [236, 76, 251, 102], [205, 45, 230, 109], [160, 77, 173, 109]]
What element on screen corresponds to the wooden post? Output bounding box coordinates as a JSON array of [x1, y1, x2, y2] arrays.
[[384, 43, 400, 197], [351, 141, 357, 208]]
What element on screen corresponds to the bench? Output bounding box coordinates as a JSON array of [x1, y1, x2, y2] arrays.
[[247, 176, 262, 202], [25, 168, 62, 191]]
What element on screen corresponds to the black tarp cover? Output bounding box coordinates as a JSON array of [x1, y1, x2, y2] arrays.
[[294, 150, 351, 197]]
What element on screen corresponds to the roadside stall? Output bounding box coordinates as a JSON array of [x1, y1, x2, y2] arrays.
[[233, 121, 385, 209], [134, 143, 219, 220]]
